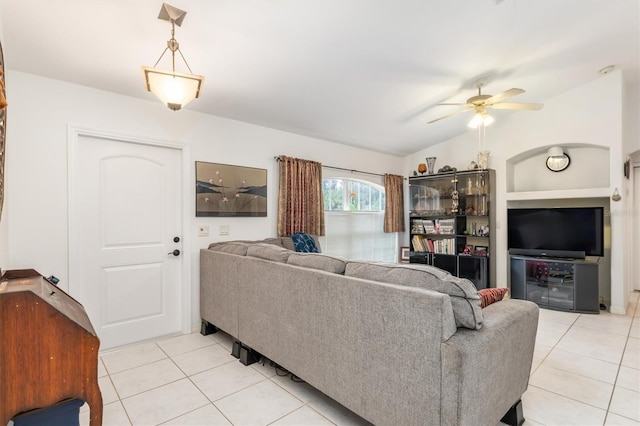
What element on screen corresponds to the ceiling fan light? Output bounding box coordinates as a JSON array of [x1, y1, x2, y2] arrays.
[[468, 112, 483, 128], [468, 112, 494, 128], [483, 113, 495, 126], [143, 67, 204, 111]]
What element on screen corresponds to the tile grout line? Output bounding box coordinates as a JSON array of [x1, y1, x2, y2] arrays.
[[157, 338, 238, 426], [262, 362, 339, 426], [602, 296, 640, 425]]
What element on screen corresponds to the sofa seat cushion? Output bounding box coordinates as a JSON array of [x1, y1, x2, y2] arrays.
[[247, 243, 292, 263], [287, 252, 347, 274], [344, 261, 483, 329], [207, 242, 251, 256]]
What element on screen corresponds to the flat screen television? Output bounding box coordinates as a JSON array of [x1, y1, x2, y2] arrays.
[[507, 207, 604, 258]]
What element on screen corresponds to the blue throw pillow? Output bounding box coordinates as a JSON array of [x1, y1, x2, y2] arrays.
[[291, 232, 319, 253]]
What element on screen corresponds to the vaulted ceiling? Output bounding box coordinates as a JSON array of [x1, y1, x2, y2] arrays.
[[1, 0, 638, 155]]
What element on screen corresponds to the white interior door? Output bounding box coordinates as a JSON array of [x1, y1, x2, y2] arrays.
[[71, 134, 183, 350]]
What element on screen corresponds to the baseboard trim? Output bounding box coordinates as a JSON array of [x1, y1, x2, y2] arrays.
[[610, 305, 627, 315]]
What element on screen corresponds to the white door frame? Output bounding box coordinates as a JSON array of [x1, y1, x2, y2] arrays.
[[67, 125, 192, 336]]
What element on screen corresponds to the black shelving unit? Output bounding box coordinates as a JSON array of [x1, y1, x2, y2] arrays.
[[409, 169, 496, 289]]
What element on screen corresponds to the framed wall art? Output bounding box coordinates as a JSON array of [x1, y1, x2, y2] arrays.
[[400, 246, 410, 263], [0, 40, 6, 222], [195, 161, 267, 217]]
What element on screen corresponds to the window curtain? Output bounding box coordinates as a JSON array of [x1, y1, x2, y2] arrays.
[[383, 173, 405, 233], [277, 155, 325, 237]]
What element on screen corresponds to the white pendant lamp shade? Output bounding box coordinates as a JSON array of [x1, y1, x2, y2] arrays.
[[143, 67, 203, 111]]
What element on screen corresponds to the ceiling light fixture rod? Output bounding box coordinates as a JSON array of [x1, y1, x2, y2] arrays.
[[150, 21, 195, 75]]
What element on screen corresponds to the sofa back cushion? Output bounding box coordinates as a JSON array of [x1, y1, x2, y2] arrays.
[[207, 242, 251, 256], [247, 243, 292, 263], [287, 253, 347, 274], [344, 261, 483, 329]]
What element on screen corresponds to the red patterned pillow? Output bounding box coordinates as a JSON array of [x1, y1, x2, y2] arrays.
[[478, 288, 508, 308]]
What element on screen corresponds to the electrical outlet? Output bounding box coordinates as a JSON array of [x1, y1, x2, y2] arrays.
[[198, 225, 209, 237], [219, 225, 230, 236]]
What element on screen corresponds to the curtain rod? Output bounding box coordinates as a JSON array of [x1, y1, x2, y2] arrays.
[[273, 156, 405, 179]]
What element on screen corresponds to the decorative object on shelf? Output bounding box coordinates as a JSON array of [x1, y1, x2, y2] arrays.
[[624, 159, 631, 179], [545, 147, 570, 172], [451, 190, 459, 213], [195, 161, 267, 217], [417, 163, 427, 175], [400, 246, 410, 263], [468, 161, 478, 170], [611, 188, 622, 202], [426, 157, 437, 174], [462, 244, 474, 255], [438, 165, 455, 173], [478, 150, 490, 170], [142, 3, 205, 111], [474, 246, 488, 256]]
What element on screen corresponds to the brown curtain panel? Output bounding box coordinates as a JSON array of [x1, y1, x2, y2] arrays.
[[384, 173, 405, 233], [277, 155, 325, 237]]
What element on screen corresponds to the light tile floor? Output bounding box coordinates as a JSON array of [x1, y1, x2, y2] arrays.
[[80, 292, 640, 426]]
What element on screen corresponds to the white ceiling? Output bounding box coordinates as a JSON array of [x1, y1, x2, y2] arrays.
[[1, 0, 638, 156]]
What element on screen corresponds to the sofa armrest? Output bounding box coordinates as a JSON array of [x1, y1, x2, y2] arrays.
[[440, 299, 539, 426]]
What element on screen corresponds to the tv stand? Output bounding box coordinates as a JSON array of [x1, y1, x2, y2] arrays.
[[510, 255, 599, 313]]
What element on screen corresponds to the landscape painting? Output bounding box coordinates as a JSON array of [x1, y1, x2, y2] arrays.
[[196, 161, 267, 217]]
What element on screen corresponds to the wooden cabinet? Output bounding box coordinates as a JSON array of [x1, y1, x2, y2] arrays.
[[0, 269, 102, 426], [409, 169, 496, 289]]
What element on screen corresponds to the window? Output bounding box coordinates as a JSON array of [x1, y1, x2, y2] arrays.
[[320, 178, 396, 261]]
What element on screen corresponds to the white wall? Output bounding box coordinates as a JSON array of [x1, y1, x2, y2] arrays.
[[3, 70, 403, 330], [404, 72, 631, 313]]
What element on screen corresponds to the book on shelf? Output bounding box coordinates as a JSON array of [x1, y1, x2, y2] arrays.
[[423, 219, 435, 234], [411, 235, 454, 254], [411, 219, 425, 233]]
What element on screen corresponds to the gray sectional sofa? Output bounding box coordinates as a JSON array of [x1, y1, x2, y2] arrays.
[[200, 237, 539, 426]]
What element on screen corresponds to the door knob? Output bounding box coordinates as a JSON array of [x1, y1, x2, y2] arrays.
[[173, 237, 180, 243], [168, 249, 181, 256]]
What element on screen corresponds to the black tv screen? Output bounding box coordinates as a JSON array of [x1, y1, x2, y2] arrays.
[[507, 207, 604, 257]]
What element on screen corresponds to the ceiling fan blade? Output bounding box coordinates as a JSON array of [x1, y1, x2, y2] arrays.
[[427, 107, 473, 124], [437, 103, 469, 106], [490, 102, 544, 110], [484, 88, 525, 105]]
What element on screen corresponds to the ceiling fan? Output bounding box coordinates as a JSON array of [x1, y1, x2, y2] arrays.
[[428, 82, 543, 126]]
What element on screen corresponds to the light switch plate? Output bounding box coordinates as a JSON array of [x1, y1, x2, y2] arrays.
[[219, 225, 230, 236]]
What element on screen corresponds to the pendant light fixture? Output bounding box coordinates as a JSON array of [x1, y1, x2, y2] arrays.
[[142, 3, 204, 111]]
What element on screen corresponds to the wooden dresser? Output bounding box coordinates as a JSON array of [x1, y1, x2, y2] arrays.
[[0, 269, 102, 425]]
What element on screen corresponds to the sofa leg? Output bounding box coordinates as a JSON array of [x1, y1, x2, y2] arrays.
[[231, 339, 242, 359], [501, 399, 524, 426], [200, 320, 217, 336], [239, 345, 262, 366]]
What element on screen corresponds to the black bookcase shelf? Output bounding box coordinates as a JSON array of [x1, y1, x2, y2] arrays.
[[408, 169, 496, 289]]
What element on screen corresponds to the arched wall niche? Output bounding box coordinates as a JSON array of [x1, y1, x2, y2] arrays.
[[506, 143, 610, 195]]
